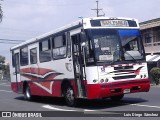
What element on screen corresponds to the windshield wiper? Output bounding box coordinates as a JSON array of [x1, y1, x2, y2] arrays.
[[108, 60, 120, 66], [125, 51, 137, 62], [109, 61, 116, 65]]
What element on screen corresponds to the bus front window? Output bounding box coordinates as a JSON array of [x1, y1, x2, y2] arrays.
[[89, 29, 145, 65], [90, 29, 121, 63], [119, 29, 145, 61]]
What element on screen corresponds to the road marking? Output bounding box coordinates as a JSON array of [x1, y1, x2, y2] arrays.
[[43, 105, 99, 112], [43, 103, 160, 112], [0, 90, 12, 93], [130, 104, 160, 109], [42, 105, 77, 111], [84, 109, 97, 112]]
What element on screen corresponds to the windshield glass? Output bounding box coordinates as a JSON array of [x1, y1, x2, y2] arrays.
[[91, 29, 120, 62], [89, 29, 145, 64], [119, 29, 144, 61]]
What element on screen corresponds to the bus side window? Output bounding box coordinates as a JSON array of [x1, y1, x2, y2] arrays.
[[30, 48, 37, 64], [20, 47, 28, 66], [39, 39, 51, 63], [52, 34, 67, 59], [12, 52, 15, 67]]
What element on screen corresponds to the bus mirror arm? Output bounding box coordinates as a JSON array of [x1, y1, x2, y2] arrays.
[[81, 43, 86, 65], [80, 32, 86, 42], [81, 42, 86, 63], [81, 44, 87, 79]]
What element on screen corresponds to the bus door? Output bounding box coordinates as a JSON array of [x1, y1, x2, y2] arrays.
[[13, 52, 21, 93], [71, 34, 86, 98]]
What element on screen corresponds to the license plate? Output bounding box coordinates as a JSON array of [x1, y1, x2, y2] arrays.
[[123, 89, 130, 94]]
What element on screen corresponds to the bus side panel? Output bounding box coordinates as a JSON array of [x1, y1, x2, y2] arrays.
[[10, 80, 62, 97], [11, 82, 22, 93], [86, 84, 101, 99], [29, 81, 61, 97], [29, 80, 76, 97], [11, 82, 17, 93], [32, 56, 75, 97]]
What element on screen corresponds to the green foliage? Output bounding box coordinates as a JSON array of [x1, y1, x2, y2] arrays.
[[0, 55, 5, 65], [0, 55, 10, 80], [150, 67, 160, 85]]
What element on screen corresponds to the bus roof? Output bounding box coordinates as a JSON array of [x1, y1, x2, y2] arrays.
[[11, 17, 139, 50]]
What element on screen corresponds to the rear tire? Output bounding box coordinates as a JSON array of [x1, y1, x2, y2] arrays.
[[110, 94, 124, 101], [24, 85, 33, 101], [64, 85, 77, 106]]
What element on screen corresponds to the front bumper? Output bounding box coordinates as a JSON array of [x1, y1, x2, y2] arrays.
[[86, 78, 150, 99]]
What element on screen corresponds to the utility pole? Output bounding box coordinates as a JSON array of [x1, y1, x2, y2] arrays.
[[91, 0, 105, 17]]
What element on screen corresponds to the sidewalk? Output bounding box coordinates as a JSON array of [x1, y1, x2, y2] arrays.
[[0, 79, 10, 82], [150, 83, 160, 87]]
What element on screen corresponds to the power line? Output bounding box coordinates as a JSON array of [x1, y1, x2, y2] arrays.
[[0, 27, 43, 33], [6, 1, 87, 7], [0, 39, 24, 44], [0, 39, 25, 42], [0, 41, 19, 44]]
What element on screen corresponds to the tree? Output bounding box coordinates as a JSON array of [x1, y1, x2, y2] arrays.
[[0, 55, 5, 65], [0, 55, 5, 74], [0, 0, 3, 22], [0, 55, 5, 80]]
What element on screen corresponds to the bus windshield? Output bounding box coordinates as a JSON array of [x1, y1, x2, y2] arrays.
[[89, 29, 145, 64]]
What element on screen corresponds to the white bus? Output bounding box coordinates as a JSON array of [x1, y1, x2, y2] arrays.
[[10, 17, 150, 106]]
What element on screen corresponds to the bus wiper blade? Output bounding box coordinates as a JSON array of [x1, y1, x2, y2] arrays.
[[110, 61, 115, 65], [103, 61, 115, 66], [125, 51, 137, 62], [109, 60, 119, 65]]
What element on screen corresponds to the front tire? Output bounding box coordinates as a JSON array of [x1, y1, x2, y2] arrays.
[[110, 94, 124, 101], [24, 85, 33, 101], [64, 86, 77, 106]]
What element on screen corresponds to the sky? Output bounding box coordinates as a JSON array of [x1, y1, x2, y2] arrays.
[[0, 0, 160, 62]]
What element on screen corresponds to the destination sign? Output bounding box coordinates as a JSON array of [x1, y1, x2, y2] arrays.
[[101, 20, 129, 27], [90, 19, 137, 27]]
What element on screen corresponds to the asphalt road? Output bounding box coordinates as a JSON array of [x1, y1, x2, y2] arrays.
[[0, 80, 160, 120]]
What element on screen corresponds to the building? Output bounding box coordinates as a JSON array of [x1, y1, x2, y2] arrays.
[[140, 18, 160, 69]]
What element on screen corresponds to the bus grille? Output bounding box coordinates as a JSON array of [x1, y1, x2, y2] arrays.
[[112, 75, 136, 80]]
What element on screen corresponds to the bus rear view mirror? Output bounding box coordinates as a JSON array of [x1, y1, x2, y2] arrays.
[[80, 32, 86, 42]]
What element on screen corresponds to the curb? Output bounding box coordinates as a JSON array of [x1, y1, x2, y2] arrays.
[[0, 80, 10, 82], [150, 84, 160, 87]]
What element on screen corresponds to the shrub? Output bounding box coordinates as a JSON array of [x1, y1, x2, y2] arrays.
[[150, 67, 160, 85]]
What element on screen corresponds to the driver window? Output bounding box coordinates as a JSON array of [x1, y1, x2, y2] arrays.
[[123, 39, 138, 51]]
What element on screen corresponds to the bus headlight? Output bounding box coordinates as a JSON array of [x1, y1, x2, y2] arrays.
[[105, 78, 109, 82], [100, 79, 104, 83], [93, 79, 98, 83]]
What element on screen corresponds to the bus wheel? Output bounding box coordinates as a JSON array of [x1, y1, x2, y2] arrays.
[[110, 94, 124, 101], [64, 86, 76, 106], [24, 85, 32, 101]]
